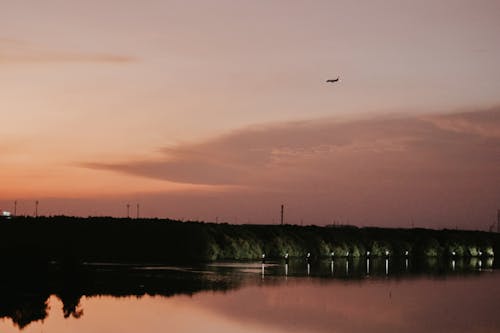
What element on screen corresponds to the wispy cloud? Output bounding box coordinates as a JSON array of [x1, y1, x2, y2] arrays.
[[423, 107, 500, 139], [83, 107, 500, 188], [0, 38, 136, 64]]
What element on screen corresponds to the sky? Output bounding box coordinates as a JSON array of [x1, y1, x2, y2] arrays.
[[1, 0, 500, 229]]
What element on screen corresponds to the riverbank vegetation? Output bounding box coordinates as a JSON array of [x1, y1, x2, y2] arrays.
[[0, 216, 498, 263]]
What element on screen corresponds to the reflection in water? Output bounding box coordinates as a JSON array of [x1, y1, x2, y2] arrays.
[[0, 261, 240, 330], [487, 258, 494, 267], [0, 257, 497, 332], [263, 256, 494, 279]]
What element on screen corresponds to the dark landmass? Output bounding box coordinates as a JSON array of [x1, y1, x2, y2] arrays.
[[0, 216, 498, 263]]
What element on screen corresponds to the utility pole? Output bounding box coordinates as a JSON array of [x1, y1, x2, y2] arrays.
[[14, 200, 17, 216], [497, 209, 500, 233], [280, 204, 284, 225], [35, 200, 39, 218], [126, 203, 130, 218], [136, 203, 140, 219]]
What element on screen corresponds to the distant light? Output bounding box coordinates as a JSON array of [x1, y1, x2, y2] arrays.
[[2, 211, 11, 217], [385, 250, 390, 256], [404, 250, 409, 256], [452, 251, 456, 256], [346, 251, 349, 257], [478, 251, 483, 256], [366, 251, 370, 256]]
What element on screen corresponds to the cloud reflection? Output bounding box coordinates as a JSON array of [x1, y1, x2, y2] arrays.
[[192, 275, 500, 333]]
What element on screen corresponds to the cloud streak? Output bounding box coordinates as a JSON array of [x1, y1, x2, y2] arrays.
[[0, 39, 136, 64], [84, 107, 500, 187], [424, 108, 500, 139]]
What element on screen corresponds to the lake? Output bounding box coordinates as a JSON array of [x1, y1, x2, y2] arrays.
[[0, 257, 498, 333]]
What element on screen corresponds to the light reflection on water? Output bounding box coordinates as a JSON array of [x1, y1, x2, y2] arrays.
[[0, 258, 498, 333]]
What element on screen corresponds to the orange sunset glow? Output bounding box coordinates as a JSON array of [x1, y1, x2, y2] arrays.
[[1, 0, 500, 229]]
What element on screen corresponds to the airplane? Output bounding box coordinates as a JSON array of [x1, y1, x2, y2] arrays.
[[326, 76, 340, 83]]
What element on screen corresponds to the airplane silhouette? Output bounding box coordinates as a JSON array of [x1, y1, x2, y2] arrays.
[[326, 76, 340, 83]]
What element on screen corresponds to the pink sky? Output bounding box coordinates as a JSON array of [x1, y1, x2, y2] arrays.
[[1, 1, 500, 229]]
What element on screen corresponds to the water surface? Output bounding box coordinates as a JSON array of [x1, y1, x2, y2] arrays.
[[0, 258, 498, 333]]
